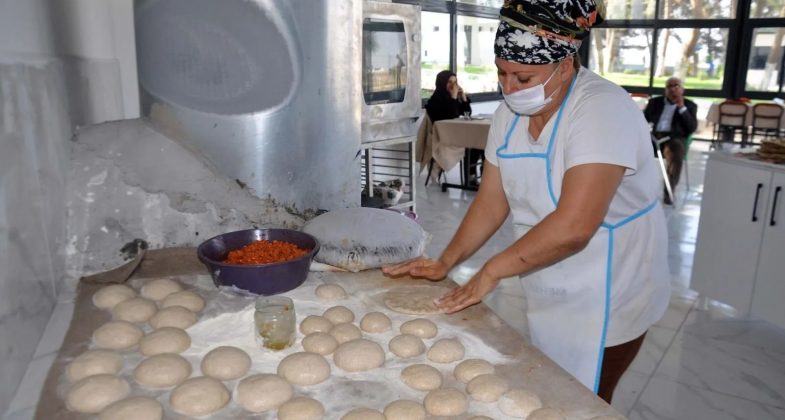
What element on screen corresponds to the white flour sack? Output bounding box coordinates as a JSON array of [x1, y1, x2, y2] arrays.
[[303, 208, 429, 272]]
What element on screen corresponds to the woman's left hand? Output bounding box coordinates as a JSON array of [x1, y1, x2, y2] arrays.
[[436, 269, 501, 314]]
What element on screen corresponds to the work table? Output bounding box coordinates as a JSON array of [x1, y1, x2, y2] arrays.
[[17, 249, 623, 419]]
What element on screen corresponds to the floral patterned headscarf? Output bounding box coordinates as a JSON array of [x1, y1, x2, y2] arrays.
[[494, 0, 605, 64]]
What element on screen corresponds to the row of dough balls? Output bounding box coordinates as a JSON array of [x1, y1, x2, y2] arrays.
[[93, 279, 206, 329], [63, 280, 206, 417], [297, 303, 574, 419], [397, 359, 554, 418]]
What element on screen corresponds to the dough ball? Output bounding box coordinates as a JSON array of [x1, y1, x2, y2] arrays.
[[423, 387, 468, 416], [140, 278, 182, 301], [400, 318, 438, 339], [66, 374, 130, 413], [170, 376, 230, 416], [342, 408, 385, 420], [139, 327, 190, 356], [468, 416, 494, 420], [111, 297, 157, 324], [588, 416, 625, 420], [277, 396, 325, 420], [323, 306, 355, 324], [148, 306, 197, 329], [302, 332, 338, 355], [93, 321, 144, 350], [388, 334, 425, 358], [67, 350, 123, 382], [201, 346, 251, 381], [277, 352, 331, 386], [454, 359, 495, 383], [329, 322, 363, 344], [400, 364, 442, 391], [383, 399, 426, 420], [93, 285, 136, 310], [427, 338, 465, 363], [528, 407, 567, 420], [315, 283, 347, 300], [466, 373, 509, 402], [333, 339, 385, 372], [499, 389, 543, 418], [161, 290, 206, 312], [360, 312, 392, 333], [98, 396, 163, 420], [235, 374, 293, 413], [133, 353, 192, 388], [300, 315, 334, 335]]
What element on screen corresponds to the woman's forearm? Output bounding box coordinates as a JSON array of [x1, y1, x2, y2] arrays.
[[439, 165, 509, 269]]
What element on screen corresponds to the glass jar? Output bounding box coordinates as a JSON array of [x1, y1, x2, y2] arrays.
[[254, 296, 296, 350]]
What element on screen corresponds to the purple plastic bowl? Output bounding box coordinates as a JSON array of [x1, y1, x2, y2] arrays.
[[197, 228, 319, 295]]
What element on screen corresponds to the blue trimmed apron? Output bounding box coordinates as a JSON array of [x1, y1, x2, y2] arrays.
[[497, 77, 658, 392]]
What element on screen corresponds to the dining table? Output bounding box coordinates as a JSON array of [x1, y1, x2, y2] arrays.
[[429, 115, 492, 192]]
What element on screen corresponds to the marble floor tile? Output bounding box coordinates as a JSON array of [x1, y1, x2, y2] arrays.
[[654, 294, 696, 331], [612, 369, 649, 417], [653, 330, 785, 407], [628, 376, 785, 420], [628, 326, 677, 376], [682, 302, 785, 356]]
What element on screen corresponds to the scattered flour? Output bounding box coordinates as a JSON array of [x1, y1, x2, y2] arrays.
[[78, 272, 516, 419]]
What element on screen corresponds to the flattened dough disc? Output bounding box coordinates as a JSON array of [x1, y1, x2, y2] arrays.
[[384, 286, 452, 315]]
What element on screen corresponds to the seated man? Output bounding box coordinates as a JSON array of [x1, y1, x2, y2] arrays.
[[644, 77, 698, 204]]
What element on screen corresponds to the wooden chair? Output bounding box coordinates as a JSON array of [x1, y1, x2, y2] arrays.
[[750, 103, 784, 143], [714, 100, 749, 148]]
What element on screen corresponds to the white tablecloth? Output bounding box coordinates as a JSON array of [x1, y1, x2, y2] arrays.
[[431, 117, 491, 172]]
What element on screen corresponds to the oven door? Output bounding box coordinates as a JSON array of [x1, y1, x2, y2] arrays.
[[361, 1, 421, 142]]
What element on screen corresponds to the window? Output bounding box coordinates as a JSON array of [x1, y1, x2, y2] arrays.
[[421, 12, 451, 98], [604, 0, 656, 20], [456, 0, 503, 7], [456, 15, 499, 95], [750, 0, 785, 18], [746, 28, 785, 92], [589, 28, 653, 87], [658, 0, 734, 19], [654, 28, 727, 91], [362, 19, 408, 104], [400, 0, 785, 103]]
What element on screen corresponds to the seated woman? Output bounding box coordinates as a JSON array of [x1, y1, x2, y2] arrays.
[[425, 71, 482, 185], [426, 70, 472, 122]]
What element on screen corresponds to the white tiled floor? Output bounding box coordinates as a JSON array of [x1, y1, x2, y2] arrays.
[[415, 140, 785, 420]]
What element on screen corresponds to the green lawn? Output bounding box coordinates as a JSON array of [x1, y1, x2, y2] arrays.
[[604, 73, 724, 90]]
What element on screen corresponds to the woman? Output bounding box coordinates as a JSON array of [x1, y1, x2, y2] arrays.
[[425, 71, 481, 183], [425, 70, 472, 123], [385, 0, 670, 403]]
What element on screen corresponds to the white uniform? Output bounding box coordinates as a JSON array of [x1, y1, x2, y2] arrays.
[[485, 68, 670, 392]]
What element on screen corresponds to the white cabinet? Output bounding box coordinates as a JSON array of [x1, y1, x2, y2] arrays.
[[692, 153, 785, 328], [751, 172, 785, 327]]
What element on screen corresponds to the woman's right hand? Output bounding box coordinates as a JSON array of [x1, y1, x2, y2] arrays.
[[381, 257, 450, 281]]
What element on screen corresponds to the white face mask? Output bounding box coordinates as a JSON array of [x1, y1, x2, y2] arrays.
[[501, 65, 560, 116]]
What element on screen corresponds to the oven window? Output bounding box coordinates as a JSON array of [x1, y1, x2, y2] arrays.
[[363, 18, 408, 104]]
